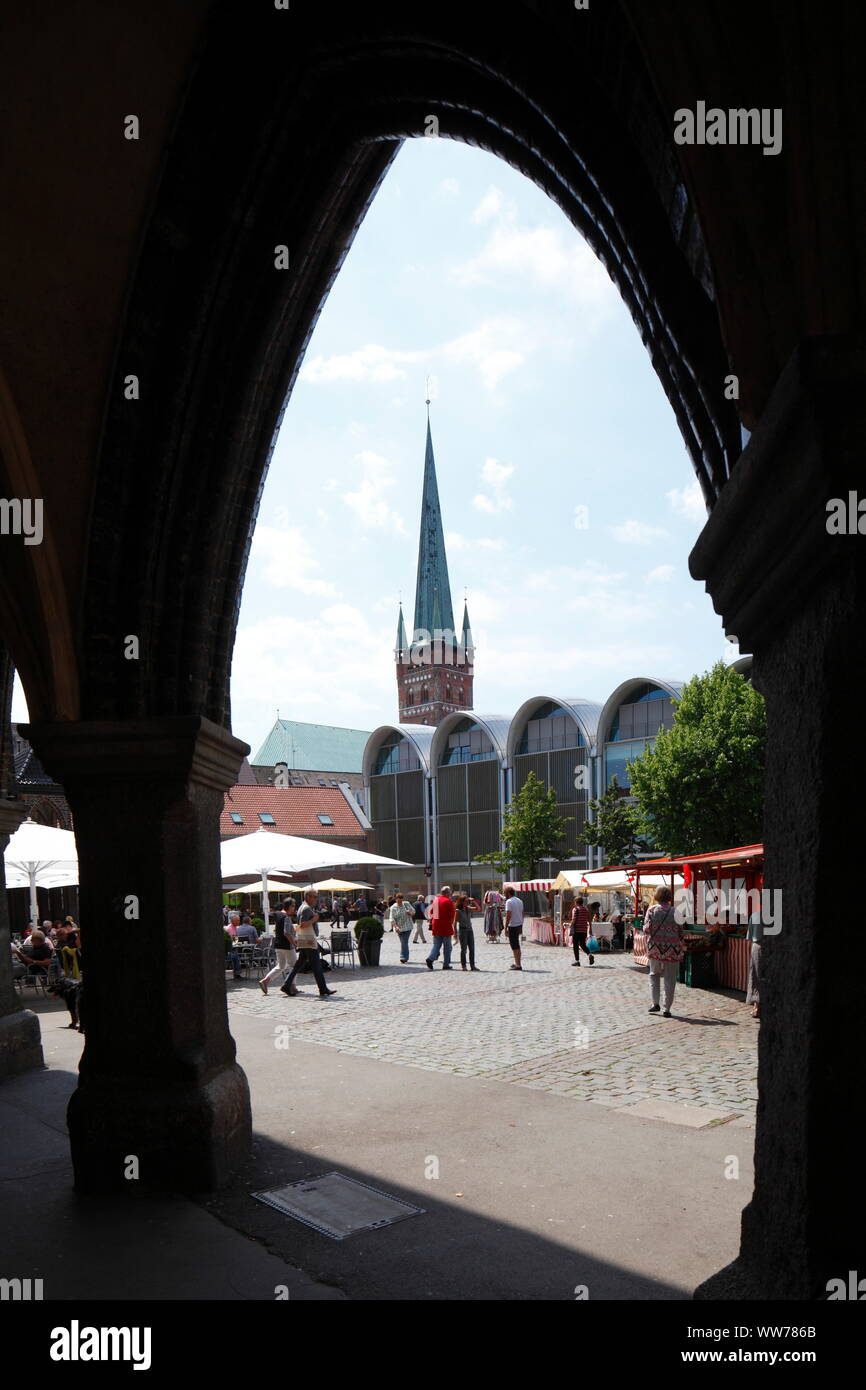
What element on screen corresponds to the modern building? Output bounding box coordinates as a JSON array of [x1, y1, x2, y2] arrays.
[[363, 680, 685, 894]]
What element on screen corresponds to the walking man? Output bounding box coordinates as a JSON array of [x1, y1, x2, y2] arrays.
[[503, 887, 524, 971], [569, 895, 594, 966], [388, 892, 415, 963], [425, 886, 456, 970], [281, 891, 336, 998], [412, 893, 428, 943]]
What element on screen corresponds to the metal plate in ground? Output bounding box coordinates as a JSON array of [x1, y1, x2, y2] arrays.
[[252, 1172, 425, 1240]]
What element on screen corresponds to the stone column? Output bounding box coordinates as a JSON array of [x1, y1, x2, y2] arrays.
[[0, 798, 44, 1078], [20, 716, 251, 1193], [691, 336, 866, 1299]]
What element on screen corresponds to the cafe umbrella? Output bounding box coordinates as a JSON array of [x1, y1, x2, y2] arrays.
[[219, 828, 412, 932], [3, 819, 79, 928]]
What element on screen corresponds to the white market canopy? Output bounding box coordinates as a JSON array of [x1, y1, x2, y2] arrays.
[[308, 878, 375, 892], [224, 879, 308, 894], [552, 867, 683, 892], [4, 819, 79, 925], [220, 828, 412, 878], [220, 829, 412, 926]]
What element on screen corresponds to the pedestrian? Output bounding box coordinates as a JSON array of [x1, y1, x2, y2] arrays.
[[503, 887, 524, 971], [331, 897, 342, 926], [455, 894, 478, 971], [483, 887, 503, 943], [412, 893, 428, 943], [388, 892, 415, 963], [746, 915, 762, 1019], [644, 886, 686, 1018], [280, 891, 336, 998], [569, 895, 594, 966], [260, 898, 298, 995], [425, 886, 456, 970]]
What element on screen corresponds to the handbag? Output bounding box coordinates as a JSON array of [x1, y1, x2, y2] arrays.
[[586, 935, 599, 953]]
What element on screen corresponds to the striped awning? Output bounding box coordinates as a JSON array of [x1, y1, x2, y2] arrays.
[[504, 879, 554, 892]]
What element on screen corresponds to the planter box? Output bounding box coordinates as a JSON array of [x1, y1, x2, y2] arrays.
[[682, 951, 716, 989]]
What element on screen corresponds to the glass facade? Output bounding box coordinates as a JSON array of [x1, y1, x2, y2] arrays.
[[517, 702, 584, 754], [373, 734, 421, 776], [604, 738, 651, 789], [440, 717, 496, 765]]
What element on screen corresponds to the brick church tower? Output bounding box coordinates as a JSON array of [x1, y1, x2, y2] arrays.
[[395, 409, 474, 725]]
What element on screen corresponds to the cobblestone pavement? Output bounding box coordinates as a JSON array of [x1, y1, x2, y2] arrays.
[[226, 927, 759, 1124]]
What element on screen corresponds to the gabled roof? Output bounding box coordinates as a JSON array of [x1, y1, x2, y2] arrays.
[[252, 718, 371, 773], [221, 785, 367, 839]]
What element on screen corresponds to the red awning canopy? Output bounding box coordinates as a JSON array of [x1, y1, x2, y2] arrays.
[[634, 844, 763, 873]]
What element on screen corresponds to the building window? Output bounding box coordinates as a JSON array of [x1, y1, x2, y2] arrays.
[[317, 814, 334, 826], [422, 688, 429, 703], [230, 812, 244, 825], [441, 717, 496, 764], [259, 812, 276, 825]]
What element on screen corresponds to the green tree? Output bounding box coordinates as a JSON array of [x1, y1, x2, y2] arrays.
[[627, 662, 765, 855], [579, 775, 644, 863], [477, 771, 572, 877]]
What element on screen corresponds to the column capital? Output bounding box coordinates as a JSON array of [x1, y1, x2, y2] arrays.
[[0, 798, 29, 840], [19, 716, 249, 793], [690, 334, 866, 652]]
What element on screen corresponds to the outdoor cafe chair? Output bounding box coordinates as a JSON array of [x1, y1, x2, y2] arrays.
[[328, 929, 356, 969]]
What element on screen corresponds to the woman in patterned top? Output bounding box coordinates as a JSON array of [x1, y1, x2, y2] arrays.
[[643, 886, 685, 1018]]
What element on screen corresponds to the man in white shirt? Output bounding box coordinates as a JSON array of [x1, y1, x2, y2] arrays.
[[503, 888, 525, 972]]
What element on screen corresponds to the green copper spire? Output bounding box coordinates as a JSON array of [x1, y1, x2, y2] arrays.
[[395, 601, 408, 656], [413, 412, 455, 641], [461, 599, 474, 656]]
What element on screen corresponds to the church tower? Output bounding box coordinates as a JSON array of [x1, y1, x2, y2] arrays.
[[395, 409, 475, 725]]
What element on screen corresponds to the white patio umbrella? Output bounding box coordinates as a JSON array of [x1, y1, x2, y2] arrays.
[[220, 828, 412, 931], [4, 819, 79, 928], [224, 879, 307, 894], [308, 878, 376, 893]]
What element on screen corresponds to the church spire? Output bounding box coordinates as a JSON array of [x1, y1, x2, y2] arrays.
[[413, 411, 455, 642], [461, 598, 474, 660], [394, 601, 408, 659]]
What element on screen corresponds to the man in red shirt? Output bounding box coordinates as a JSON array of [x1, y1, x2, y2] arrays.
[[425, 887, 456, 971]]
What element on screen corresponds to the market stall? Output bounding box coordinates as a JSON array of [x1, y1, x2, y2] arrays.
[[503, 878, 556, 943], [631, 844, 763, 991]]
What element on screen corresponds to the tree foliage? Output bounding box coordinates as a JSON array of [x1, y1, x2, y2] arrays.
[[627, 662, 765, 856], [579, 775, 644, 864], [477, 771, 572, 877]]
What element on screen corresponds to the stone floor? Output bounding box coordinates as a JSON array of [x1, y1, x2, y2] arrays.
[[226, 927, 759, 1127]]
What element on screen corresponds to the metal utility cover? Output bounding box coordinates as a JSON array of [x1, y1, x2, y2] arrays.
[[252, 1172, 425, 1240]]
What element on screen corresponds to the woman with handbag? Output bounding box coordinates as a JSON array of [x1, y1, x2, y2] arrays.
[[643, 886, 686, 1018]]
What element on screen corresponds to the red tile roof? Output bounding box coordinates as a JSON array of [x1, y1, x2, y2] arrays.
[[221, 785, 366, 840]]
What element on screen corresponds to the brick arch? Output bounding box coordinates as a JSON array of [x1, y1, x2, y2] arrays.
[[82, 2, 741, 728]]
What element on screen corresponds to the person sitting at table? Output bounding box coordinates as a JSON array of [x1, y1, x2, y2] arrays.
[[236, 917, 259, 944], [223, 927, 243, 980], [12, 928, 54, 975]]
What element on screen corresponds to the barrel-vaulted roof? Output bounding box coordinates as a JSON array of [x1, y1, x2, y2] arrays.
[[362, 724, 437, 781], [506, 696, 603, 763], [596, 678, 684, 748], [430, 712, 510, 768]]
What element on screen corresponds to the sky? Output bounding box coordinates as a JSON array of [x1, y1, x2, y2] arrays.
[[11, 137, 738, 749]]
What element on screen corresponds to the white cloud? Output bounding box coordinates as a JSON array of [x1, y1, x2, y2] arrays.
[[301, 342, 423, 384], [473, 456, 514, 514], [667, 479, 706, 522], [470, 186, 504, 224], [442, 318, 526, 392], [646, 564, 675, 584], [343, 450, 406, 531], [439, 177, 460, 196], [609, 519, 668, 545], [479, 537, 505, 551], [250, 525, 339, 597], [454, 192, 617, 323]]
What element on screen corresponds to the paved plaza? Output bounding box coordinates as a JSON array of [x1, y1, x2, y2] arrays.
[[227, 923, 759, 1127]]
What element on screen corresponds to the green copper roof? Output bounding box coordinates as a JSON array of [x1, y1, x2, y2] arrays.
[[413, 416, 455, 639], [395, 602, 408, 653], [252, 718, 372, 773]]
